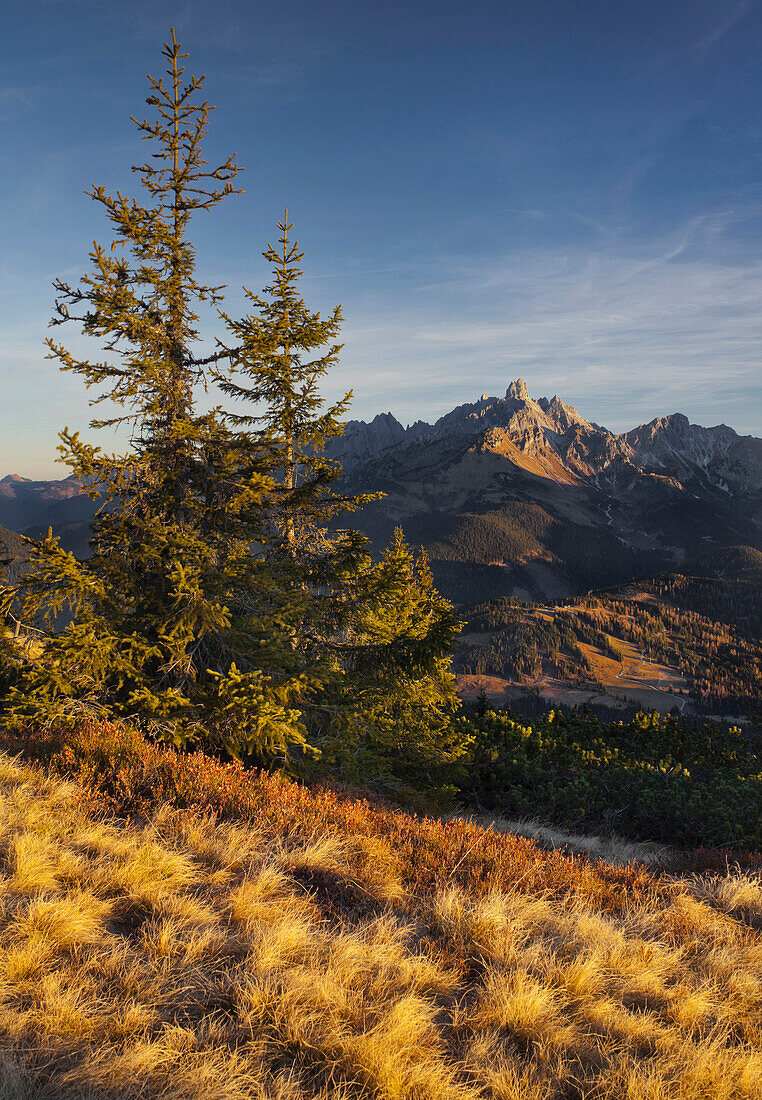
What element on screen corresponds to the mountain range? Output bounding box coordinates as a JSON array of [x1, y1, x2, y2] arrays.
[[1, 379, 760, 604], [326, 378, 762, 602], [329, 378, 761, 494]]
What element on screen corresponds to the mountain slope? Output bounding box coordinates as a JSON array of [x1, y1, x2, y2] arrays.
[[0, 523, 29, 585], [327, 380, 762, 602], [0, 730, 760, 1099]]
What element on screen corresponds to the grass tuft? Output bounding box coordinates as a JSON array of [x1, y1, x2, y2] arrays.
[[0, 729, 759, 1096]]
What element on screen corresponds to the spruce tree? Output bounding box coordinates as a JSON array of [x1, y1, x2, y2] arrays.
[[6, 32, 310, 758], [217, 214, 361, 556], [216, 218, 466, 780], [7, 32, 467, 780]]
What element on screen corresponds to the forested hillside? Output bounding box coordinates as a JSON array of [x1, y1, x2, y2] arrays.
[[456, 568, 762, 717], [0, 524, 27, 585], [646, 546, 762, 639]]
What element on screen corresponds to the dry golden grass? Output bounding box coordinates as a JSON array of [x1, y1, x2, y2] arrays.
[[468, 814, 671, 868], [0, 753, 760, 1099]]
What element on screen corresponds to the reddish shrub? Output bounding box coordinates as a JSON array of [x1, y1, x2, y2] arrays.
[[3, 721, 757, 915]]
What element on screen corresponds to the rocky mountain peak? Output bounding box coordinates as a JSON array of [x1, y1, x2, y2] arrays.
[[325, 411, 407, 467], [315, 379, 760, 500], [505, 378, 529, 401], [623, 413, 739, 469]]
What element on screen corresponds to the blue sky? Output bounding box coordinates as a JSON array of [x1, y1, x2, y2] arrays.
[[1, 0, 761, 477]]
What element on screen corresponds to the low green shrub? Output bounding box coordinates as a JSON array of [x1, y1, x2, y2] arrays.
[[458, 708, 762, 849]]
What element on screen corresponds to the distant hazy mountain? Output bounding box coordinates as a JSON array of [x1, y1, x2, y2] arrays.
[[2, 381, 760, 602], [0, 474, 86, 529], [0, 474, 98, 557]]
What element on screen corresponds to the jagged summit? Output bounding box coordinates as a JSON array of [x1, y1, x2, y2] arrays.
[[328, 411, 407, 467], [423, 380, 592, 440], [322, 379, 760, 503], [506, 378, 529, 401], [326, 379, 598, 472]]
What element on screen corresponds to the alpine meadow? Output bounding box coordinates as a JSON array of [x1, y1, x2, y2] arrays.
[[0, 25, 761, 1100]]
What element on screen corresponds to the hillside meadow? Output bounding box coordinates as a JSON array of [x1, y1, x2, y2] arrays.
[[0, 723, 760, 1098]]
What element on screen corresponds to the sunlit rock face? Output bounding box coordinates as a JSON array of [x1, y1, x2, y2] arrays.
[[321, 380, 762, 603]]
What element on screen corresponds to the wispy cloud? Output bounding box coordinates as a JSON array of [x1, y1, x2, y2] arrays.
[[500, 208, 617, 240], [683, 1, 751, 67], [638, 1, 752, 79], [335, 214, 762, 435], [0, 87, 35, 122]]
